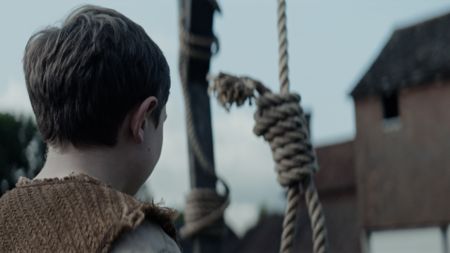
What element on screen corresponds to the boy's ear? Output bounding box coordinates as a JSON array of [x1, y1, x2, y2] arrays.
[[130, 96, 158, 143]]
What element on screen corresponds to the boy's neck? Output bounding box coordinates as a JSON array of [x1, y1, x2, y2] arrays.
[[35, 144, 141, 195]]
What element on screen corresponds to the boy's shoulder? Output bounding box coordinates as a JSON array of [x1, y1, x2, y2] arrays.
[[0, 174, 177, 252], [111, 220, 180, 253]]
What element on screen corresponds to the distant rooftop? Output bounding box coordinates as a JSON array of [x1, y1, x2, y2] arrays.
[[351, 12, 450, 99]]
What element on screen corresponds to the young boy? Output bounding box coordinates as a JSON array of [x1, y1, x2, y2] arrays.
[[0, 5, 181, 252]]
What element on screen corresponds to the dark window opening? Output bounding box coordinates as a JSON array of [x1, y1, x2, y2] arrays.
[[382, 91, 399, 119]]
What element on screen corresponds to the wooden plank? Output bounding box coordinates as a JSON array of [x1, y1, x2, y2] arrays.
[[178, 0, 225, 252]]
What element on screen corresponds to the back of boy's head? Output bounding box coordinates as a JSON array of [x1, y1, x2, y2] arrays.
[[23, 5, 170, 147]]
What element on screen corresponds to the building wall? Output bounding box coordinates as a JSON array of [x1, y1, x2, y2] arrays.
[[354, 82, 450, 230]]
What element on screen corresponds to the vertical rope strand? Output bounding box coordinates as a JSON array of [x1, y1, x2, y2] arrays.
[[277, 1, 295, 252], [305, 181, 328, 253], [280, 187, 300, 253], [277, 0, 290, 94]]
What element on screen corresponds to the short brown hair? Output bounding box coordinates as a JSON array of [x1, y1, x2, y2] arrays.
[[23, 5, 170, 147]]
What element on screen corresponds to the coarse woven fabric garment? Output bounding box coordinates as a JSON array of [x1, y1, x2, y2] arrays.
[[0, 174, 178, 253]]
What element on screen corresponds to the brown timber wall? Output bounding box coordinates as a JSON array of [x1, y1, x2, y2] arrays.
[[354, 81, 450, 230]]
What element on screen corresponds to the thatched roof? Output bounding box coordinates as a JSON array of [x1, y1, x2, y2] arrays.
[[351, 12, 450, 99]]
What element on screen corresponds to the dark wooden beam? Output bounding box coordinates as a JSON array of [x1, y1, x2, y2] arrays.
[[178, 0, 224, 252]]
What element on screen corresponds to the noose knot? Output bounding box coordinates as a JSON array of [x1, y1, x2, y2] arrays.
[[210, 73, 318, 188], [253, 92, 317, 187], [210, 72, 328, 253]]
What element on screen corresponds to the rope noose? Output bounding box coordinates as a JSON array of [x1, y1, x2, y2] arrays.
[[210, 1, 329, 252]]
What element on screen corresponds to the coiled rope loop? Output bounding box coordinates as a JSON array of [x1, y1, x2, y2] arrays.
[[180, 180, 230, 238], [253, 92, 316, 187]]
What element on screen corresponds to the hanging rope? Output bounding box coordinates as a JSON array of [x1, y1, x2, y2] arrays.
[[275, 0, 329, 251], [178, 0, 230, 239], [210, 1, 329, 250], [211, 73, 328, 253], [277, 0, 290, 95]]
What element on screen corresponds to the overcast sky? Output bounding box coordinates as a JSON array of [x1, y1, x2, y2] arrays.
[[1, 0, 450, 251]]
